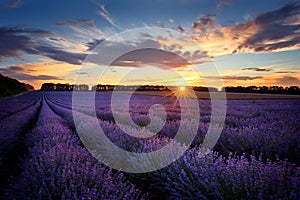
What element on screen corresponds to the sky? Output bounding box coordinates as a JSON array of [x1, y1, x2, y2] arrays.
[[0, 0, 299, 89]]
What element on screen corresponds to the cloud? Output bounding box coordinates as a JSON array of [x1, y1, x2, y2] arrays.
[[0, 65, 25, 74], [76, 72, 89, 75], [234, 3, 300, 53], [0, 26, 51, 58], [242, 67, 271, 72], [182, 3, 300, 56], [0, 0, 23, 8], [54, 19, 95, 28], [217, 0, 232, 10], [23, 75, 62, 80], [273, 76, 300, 85], [205, 75, 262, 81], [156, 21, 166, 28], [275, 71, 297, 74], [192, 15, 217, 33], [111, 48, 190, 69], [86, 39, 104, 51], [32, 45, 86, 65], [4, 65, 24, 71], [0, 26, 86, 65], [10, 0, 22, 8], [8, 0, 23, 8], [176, 26, 185, 33], [86, 37, 210, 69], [97, 3, 121, 29], [222, 75, 263, 80], [0, 66, 61, 81]]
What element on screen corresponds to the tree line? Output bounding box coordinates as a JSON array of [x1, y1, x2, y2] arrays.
[[40, 84, 219, 92], [222, 86, 300, 95], [40, 83, 89, 91], [40, 83, 300, 95]]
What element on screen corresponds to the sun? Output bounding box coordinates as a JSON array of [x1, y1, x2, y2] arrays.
[[179, 86, 186, 92]]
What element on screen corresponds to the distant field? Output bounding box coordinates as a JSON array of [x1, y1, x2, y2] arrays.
[[123, 91, 300, 100]]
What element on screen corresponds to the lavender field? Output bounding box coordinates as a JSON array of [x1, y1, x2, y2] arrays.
[[0, 91, 300, 199]]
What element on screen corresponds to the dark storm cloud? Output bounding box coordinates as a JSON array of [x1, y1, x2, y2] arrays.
[[242, 67, 271, 72], [54, 19, 95, 28], [0, 26, 86, 65], [235, 3, 300, 52]]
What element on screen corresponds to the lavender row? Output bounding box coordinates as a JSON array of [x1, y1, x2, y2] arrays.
[[134, 150, 300, 200], [0, 98, 41, 155], [0, 92, 40, 120], [5, 100, 146, 199]]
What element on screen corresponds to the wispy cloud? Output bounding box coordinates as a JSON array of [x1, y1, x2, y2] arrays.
[[0, 0, 24, 9], [242, 67, 271, 72], [217, 0, 233, 10], [54, 19, 95, 28], [97, 3, 122, 29], [209, 75, 263, 81], [76, 72, 89, 75], [8, 0, 23, 8], [157, 20, 166, 28], [275, 71, 297, 74]]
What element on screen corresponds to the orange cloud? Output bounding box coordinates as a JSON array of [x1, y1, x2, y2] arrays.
[[0, 61, 81, 89], [159, 3, 300, 57]]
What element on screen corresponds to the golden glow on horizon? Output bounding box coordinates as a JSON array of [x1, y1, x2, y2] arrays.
[[8, 59, 300, 90], [179, 86, 186, 91]]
